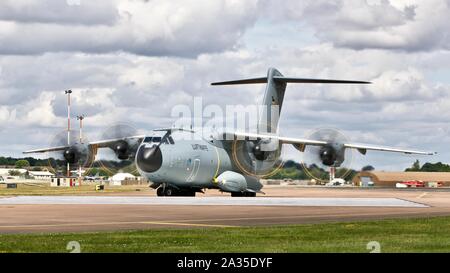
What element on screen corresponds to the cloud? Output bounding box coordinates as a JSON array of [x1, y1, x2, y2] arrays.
[[0, 0, 259, 57], [261, 0, 450, 52], [0, 0, 119, 25]]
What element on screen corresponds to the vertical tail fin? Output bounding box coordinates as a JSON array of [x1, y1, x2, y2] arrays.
[[259, 68, 286, 134]]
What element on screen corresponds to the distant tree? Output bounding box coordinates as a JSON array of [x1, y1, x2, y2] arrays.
[[8, 170, 22, 176], [405, 160, 421, 172], [0, 156, 16, 166], [31, 166, 43, 171], [413, 160, 421, 170], [84, 167, 112, 177], [15, 159, 30, 169], [361, 165, 375, 171], [420, 162, 450, 172]]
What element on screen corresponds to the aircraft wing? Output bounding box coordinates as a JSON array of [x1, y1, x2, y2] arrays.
[[23, 145, 69, 154], [88, 135, 145, 148], [231, 132, 327, 146], [23, 135, 145, 154], [343, 143, 435, 155], [230, 132, 435, 155]]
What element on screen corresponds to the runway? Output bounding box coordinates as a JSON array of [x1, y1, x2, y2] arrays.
[[0, 187, 449, 233], [0, 195, 428, 207]]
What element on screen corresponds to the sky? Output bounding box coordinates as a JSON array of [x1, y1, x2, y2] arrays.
[[1, 0, 450, 171]]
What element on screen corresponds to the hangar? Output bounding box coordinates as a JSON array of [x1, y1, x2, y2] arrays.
[[352, 171, 450, 187]]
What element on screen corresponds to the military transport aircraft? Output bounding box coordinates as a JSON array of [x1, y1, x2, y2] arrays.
[[24, 68, 435, 197]]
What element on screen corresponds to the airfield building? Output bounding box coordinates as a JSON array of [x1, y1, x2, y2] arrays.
[[353, 171, 450, 187], [29, 171, 55, 180]]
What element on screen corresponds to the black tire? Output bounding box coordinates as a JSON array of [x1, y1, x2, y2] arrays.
[[165, 187, 174, 196], [244, 192, 256, 197], [156, 187, 164, 196], [186, 191, 196, 197], [231, 192, 256, 197], [178, 189, 196, 196]]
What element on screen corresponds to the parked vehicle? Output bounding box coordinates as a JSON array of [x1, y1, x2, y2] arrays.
[[325, 178, 346, 186], [399, 180, 425, 188]]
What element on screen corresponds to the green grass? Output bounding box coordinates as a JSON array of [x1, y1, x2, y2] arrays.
[[1, 216, 450, 252], [0, 183, 149, 196]]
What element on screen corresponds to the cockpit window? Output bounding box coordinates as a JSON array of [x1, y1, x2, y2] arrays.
[[143, 136, 162, 143], [168, 136, 175, 144]]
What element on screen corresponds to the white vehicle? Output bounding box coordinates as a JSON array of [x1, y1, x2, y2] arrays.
[[326, 178, 346, 186]]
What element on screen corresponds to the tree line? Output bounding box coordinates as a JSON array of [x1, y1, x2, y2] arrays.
[[3, 156, 449, 179]]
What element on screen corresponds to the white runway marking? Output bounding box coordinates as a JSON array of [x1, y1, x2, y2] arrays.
[[0, 196, 428, 207]]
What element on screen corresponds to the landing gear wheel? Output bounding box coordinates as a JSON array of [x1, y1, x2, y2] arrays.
[[156, 187, 164, 196], [231, 192, 256, 197], [156, 185, 196, 197], [180, 190, 196, 197], [165, 187, 174, 196]]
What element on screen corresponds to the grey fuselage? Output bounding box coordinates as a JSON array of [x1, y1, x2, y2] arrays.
[[134, 129, 263, 192]]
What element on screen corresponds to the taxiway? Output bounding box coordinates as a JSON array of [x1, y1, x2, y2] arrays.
[[0, 187, 449, 233]]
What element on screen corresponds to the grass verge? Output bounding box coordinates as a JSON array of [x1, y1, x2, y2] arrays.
[[1, 216, 450, 252], [0, 184, 149, 196]]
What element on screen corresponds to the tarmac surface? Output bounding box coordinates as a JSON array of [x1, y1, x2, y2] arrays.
[[0, 186, 449, 233], [0, 195, 428, 207]]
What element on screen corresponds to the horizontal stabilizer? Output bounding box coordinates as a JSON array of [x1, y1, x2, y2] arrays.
[[211, 77, 267, 85], [211, 76, 371, 85], [273, 76, 370, 84]]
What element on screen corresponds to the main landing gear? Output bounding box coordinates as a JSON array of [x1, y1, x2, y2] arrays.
[[231, 192, 256, 197], [156, 186, 196, 197]]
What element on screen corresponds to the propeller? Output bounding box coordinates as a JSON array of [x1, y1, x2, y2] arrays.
[[46, 130, 94, 175], [231, 137, 285, 177], [300, 128, 354, 183], [94, 123, 141, 175], [101, 123, 140, 160]]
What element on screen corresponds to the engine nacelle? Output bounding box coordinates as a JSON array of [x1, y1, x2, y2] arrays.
[[63, 143, 91, 165], [319, 145, 337, 166], [63, 147, 78, 164], [113, 140, 130, 160], [231, 139, 282, 176], [319, 144, 345, 167], [215, 171, 248, 192]]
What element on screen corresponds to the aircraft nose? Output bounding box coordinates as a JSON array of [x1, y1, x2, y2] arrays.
[[136, 144, 162, 173]]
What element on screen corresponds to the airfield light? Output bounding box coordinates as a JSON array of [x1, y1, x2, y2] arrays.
[[77, 114, 85, 186], [329, 167, 335, 183], [65, 90, 72, 178], [76, 115, 85, 143]]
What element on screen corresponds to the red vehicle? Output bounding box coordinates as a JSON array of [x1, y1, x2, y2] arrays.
[[401, 180, 426, 187]]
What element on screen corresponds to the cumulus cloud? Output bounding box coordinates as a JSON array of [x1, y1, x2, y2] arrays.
[[0, 0, 259, 56], [0, 0, 119, 25], [261, 0, 450, 52]]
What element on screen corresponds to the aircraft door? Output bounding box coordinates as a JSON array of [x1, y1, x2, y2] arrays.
[[187, 158, 200, 182]]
